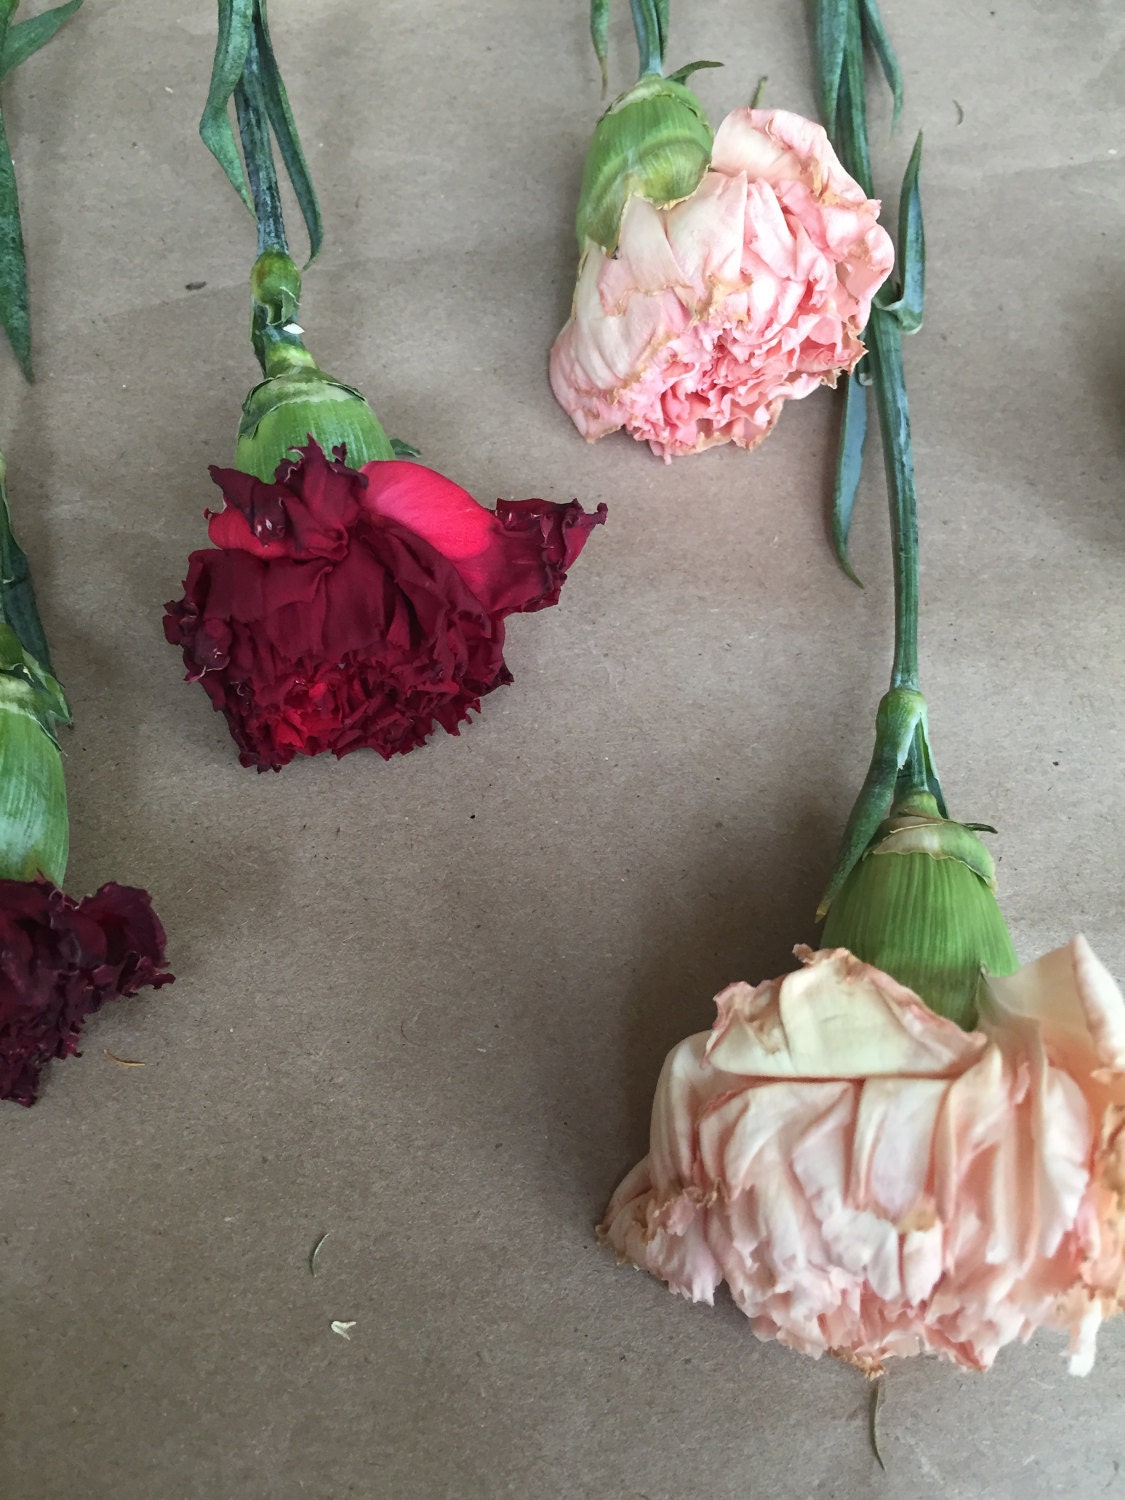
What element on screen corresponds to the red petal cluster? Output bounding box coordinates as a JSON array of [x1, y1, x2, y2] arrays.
[[0, 878, 173, 1106], [164, 444, 605, 770]]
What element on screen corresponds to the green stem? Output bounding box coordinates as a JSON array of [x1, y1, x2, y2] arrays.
[[835, 0, 920, 700], [866, 309, 919, 693], [233, 20, 287, 257]]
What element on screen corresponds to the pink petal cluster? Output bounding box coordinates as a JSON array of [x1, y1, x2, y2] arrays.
[[550, 109, 895, 461], [600, 941, 1125, 1374]]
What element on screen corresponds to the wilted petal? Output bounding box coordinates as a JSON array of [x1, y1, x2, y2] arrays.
[[551, 107, 893, 460], [601, 941, 1125, 1375]]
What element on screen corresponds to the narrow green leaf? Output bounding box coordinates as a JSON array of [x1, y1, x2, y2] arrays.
[[390, 437, 421, 459], [254, 0, 322, 263], [817, 687, 926, 920], [199, 0, 254, 212], [858, 0, 903, 127], [653, 0, 669, 65], [664, 59, 723, 86], [0, 0, 82, 81], [0, 481, 53, 670], [873, 134, 923, 330], [831, 365, 868, 586], [590, 0, 608, 94], [628, 0, 661, 77], [814, 0, 849, 136], [895, 131, 923, 331], [0, 160, 30, 380], [0, 1, 29, 379], [916, 712, 947, 817]]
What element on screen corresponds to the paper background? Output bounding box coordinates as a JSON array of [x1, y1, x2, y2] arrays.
[[1, 1, 1122, 1495]]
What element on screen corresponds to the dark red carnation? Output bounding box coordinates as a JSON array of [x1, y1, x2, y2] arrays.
[[0, 878, 173, 1106], [164, 443, 606, 771]]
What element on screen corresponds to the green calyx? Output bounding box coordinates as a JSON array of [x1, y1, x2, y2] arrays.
[[236, 251, 393, 481], [236, 367, 394, 480], [0, 622, 69, 886], [820, 793, 1017, 1030], [575, 72, 713, 253]]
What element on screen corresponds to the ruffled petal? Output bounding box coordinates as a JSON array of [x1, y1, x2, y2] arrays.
[[602, 941, 1125, 1375]]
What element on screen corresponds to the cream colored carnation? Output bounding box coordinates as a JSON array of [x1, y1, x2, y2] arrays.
[[600, 940, 1125, 1374]]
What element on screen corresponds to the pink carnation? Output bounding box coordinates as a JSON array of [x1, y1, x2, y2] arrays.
[[550, 109, 895, 461], [600, 941, 1125, 1375]]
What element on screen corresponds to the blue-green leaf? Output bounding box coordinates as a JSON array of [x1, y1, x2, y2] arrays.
[[0, 475, 52, 669], [254, 0, 322, 263], [0, 0, 82, 82], [876, 132, 924, 332], [200, 0, 254, 213], [665, 59, 722, 86], [814, 0, 849, 135], [653, 0, 669, 65], [916, 713, 947, 817], [590, 0, 608, 93], [894, 131, 924, 331], [831, 364, 868, 586], [0, 5, 29, 380], [628, 0, 661, 77], [858, 0, 903, 127]]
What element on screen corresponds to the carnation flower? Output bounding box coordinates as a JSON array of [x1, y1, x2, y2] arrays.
[[164, 442, 605, 771], [550, 107, 895, 460], [0, 878, 172, 1106], [600, 941, 1125, 1375]]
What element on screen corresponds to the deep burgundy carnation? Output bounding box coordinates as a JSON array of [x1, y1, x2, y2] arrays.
[[164, 443, 606, 771], [0, 878, 173, 1106]]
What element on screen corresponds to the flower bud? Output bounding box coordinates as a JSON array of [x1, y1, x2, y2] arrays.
[[820, 793, 1018, 1028], [575, 73, 713, 253], [0, 624, 69, 886]]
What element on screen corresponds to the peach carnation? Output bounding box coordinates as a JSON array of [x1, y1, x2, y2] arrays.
[[550, 108, 895, 461], [599, 940, 1125, 1374]]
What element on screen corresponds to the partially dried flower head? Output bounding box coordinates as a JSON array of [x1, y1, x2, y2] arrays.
[[600, 942, 1125, 1375], [551, 108, 894, 460]]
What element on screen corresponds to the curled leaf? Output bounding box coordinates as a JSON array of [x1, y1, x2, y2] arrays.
[[199, 0, 254, 211]]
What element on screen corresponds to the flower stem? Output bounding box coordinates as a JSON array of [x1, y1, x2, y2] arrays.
[[834, 3, 921, 701], [233, 23, 287, 258], [866, 309, 919, 695]]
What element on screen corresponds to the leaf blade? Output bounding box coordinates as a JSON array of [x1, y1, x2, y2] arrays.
[[831, 363, 868, 585], [254, 0, 322, 263], [590, 0, 608, 93], [0, 0, 82, 82], [874, 132, 924, 330], [665, 59, 723, 86], [199, 0, 254, 212], [653, 0, 669, 65], [0, 105, 31, 378], [817, 687, 926, 920], [814, 0, 849, 136], [894, 131, 924, 331], [858, 0, 903, 127]]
